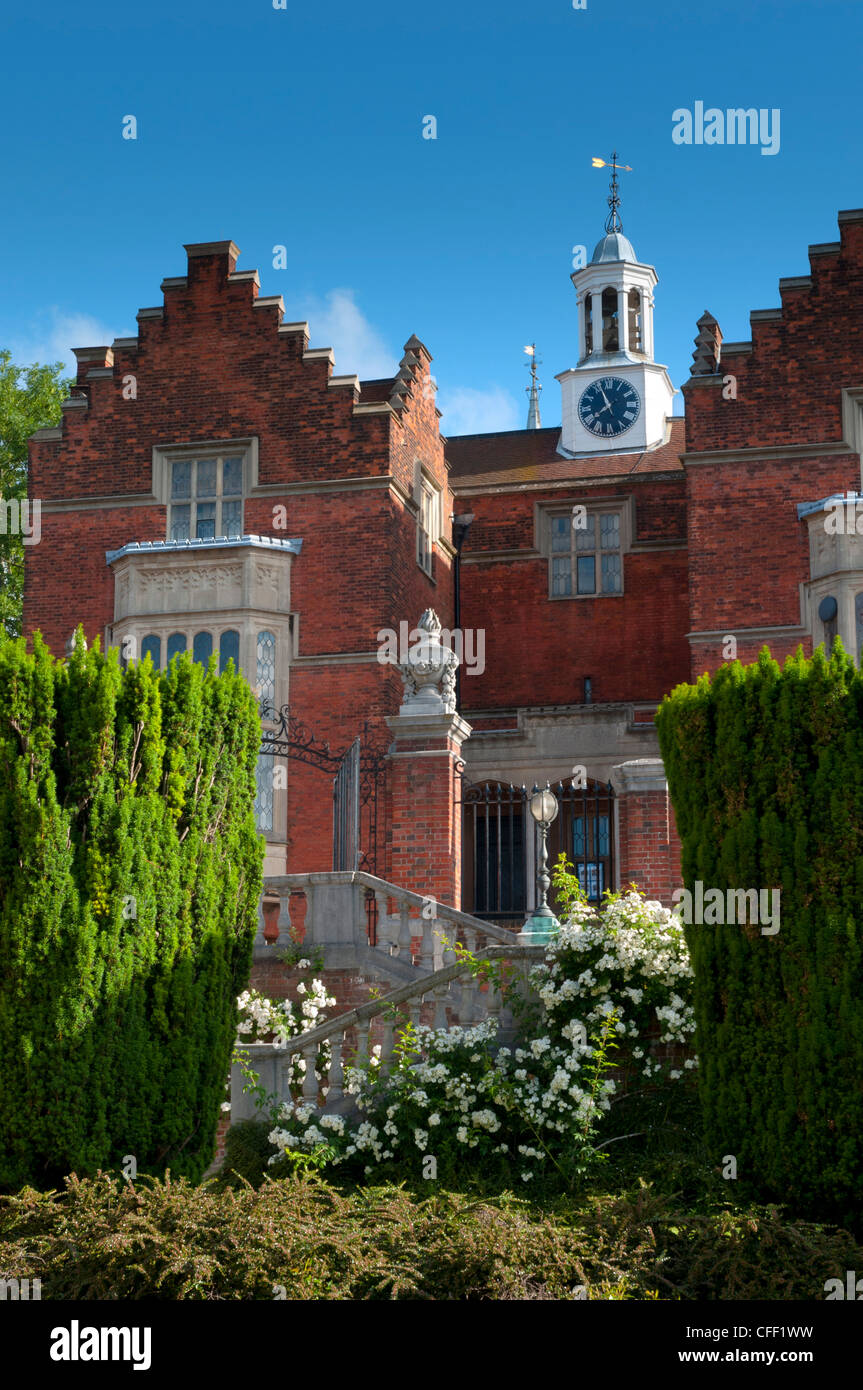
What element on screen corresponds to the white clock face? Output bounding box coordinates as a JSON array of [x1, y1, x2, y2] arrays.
[[578, 376, 641, 438]]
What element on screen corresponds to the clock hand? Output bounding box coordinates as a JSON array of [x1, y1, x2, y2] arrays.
[[599, 388, 612, 409]]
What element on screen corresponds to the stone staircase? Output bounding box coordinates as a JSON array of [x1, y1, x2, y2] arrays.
[[231, 872, 542, 1125]]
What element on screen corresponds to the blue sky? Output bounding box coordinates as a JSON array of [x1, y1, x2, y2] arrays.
[[1, 0, 860, 435]]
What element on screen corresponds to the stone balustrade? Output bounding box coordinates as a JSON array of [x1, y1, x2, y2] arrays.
[[259, 870, 518, 979], [230, 943, 545, 1124]]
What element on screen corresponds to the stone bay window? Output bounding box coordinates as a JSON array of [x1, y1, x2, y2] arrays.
[[798, 491, 863, 667], [105, 533, 301, 872]]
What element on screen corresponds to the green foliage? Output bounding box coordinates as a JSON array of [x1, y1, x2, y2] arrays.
[[0, 1168, 859, 1300], [655, 641, 863, 1223], [220, 1121, 277, 1189], [0, 633, 264, 1188], [0, 352, 70, 637]]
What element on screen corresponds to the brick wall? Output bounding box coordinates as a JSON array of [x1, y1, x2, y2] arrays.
[[385, 718, 469, 906], [457, 475, 690, 710], [682, 210, 863, 682], [616, 788, 682, 906], [24, 240, 453, 876]]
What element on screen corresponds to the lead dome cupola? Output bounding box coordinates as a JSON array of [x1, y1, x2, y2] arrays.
[[590, 231, 637, 264]]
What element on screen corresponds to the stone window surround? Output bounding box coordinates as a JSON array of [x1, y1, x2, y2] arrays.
[[152, 436, 259, 537], [536, 495, 633, 600], [416, 467, 441, 578], [153, 435, 260, 493]]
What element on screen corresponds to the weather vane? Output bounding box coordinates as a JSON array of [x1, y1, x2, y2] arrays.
[[523, 344, 542, 429], [591, 152, 632, 234], [523, 342, 542, 385]]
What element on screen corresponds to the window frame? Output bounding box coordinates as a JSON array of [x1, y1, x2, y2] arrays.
[[544, 501, 629, 600], [167, 451, 245, 543], [417, 477, 440, 577]]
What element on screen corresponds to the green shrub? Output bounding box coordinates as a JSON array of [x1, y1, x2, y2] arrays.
[[0, 632, 263, 1189], [656, 642, 863, 1224], [219, 1121, 276, 1189], [0, 1171, 859, 1300]]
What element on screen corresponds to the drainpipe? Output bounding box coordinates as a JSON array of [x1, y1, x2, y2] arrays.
[[452, 512, 475, 711]]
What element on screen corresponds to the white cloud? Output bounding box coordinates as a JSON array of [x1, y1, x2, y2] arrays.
[[437, 385, 521, 436], [294, 289, 398, 380], [5, 309, 132, 378]]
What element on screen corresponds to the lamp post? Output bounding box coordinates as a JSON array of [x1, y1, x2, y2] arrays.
[[519, 783, 560, 943]]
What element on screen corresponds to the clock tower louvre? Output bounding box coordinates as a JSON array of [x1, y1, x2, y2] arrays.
[[557, 183, 676, 457]]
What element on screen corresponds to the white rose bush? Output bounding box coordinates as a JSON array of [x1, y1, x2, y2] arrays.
[[240, 865, 697, 1190], [233, 971, 337, 1095]]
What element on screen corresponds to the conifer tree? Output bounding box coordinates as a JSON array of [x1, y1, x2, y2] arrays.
[[656, 641, 863, 1222], [0, 633, 263, 1188]]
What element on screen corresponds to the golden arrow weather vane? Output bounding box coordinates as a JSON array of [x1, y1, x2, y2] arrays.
[[592, 151, 632, 233]]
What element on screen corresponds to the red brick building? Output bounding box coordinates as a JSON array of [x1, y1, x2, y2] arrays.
[[24, 206, 863, 927]]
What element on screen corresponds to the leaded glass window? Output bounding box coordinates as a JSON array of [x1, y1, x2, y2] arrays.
[[168, 453, 244, 542], [193, 631, 213, 667], [417, 481, 438, 575], [550, 510, 623, 597], [256, 630, 276, 711], [255, 754, 274, 832], [142, 635, 161, 669]]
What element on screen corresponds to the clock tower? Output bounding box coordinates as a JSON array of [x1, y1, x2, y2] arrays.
[[558, 159, 675, 456]]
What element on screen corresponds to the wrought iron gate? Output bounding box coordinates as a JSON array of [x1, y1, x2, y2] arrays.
[[332, 737, 361, 872], [260, 708, 387, 873], [460, 776, 615, 922]]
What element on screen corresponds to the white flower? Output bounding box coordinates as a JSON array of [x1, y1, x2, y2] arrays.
[[470, 1109, 500, 1132]]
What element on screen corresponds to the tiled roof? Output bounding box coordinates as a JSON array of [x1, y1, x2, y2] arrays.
[[445, 417, 687, 488]]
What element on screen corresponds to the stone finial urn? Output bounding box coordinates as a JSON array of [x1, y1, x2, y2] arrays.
[[397, 608, 458, 715]]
